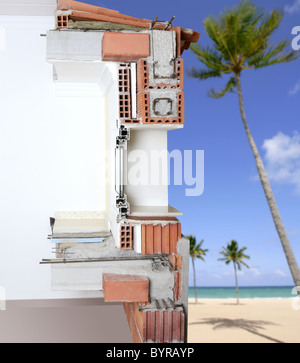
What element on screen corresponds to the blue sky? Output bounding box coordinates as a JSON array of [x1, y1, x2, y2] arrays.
[[83, 0, 300, 287]]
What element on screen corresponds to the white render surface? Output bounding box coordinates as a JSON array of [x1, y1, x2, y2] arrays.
[[47, 31, 114, 97], [125, 129, 169, 208], [133, 224, 142, 254], [0, 15, 109, 300], [51, 62, 114, 97], [0, 0, 56, 16], [53, 211, 111, 236], [51, 259, 175, 301]]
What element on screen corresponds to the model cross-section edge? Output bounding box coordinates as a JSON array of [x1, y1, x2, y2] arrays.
[[41, 0, 200, 343]]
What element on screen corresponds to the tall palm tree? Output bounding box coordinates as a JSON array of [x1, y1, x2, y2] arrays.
[[189, 1, 300, 287], [219, 240, 250, 304], [188, 235, 208, 303]]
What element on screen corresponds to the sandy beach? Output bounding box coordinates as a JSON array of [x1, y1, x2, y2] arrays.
[[188, 298, 300, 343]]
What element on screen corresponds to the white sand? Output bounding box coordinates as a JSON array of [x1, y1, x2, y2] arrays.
[[188, 298, 300, 343]]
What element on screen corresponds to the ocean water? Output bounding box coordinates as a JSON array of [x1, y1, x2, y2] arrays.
[[188, 286, 295, 299]]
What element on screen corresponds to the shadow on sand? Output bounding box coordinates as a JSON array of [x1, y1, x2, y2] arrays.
[[189, 318, 284, 343]]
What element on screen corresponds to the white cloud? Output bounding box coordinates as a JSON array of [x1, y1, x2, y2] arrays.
[[262, 132, 300, 194], [222, 271, 231, 277], [289, 79, 300, 95], [251, 268, 262, 277], [285, 0, 300, 14], [211, 273, 222, 280], [275, 269, 288, 277]]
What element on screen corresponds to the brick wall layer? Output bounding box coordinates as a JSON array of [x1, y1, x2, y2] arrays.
[[123, 302, 185, 343], [141, 222, 181, 255]]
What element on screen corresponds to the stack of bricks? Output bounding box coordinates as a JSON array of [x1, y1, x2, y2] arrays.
[[123, 300, 185, 343], [141, 221, 181, 255], [118, 64, 132, 122], [119, 32, 185, 126], [140, 220, 183, 303], [118, 218, 184, 307], [136, 56, 185, 125], [118, 63, 141, 125]]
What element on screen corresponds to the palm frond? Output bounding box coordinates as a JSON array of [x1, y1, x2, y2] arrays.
[[187, 67, 222, 80], [188, 235, 208, 261], [208, 76, 237, 98], [218, 240, 250, 271], [189, 0, 298, 84]]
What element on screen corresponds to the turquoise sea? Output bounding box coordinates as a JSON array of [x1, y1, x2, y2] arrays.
[[188, 286, 295, 299]]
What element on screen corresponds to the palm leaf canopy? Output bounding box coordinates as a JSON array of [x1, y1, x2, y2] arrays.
[[218, 240, 250, 270], [188, 235, 208, 261], [189, 0, 298, 98]]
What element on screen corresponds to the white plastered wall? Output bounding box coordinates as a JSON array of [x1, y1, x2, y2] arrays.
[[125, 129, 169, 208], [0, 15, 110, 300]]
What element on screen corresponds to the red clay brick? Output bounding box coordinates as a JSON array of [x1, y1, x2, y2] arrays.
[[168, 254, 176, 269], [174, 271, 182, 302], [173, 26, 182, 57], [123, 302, 143, 343], [170, 223, 178, 253], [153, 224, 162, 254], [168, 254, 183, 271], [137, 90, 185, 125], [118, 65, 132, 121], [141, 222, 181, 255], [102, 32, 150, 62], [129, 304, 186, 343], [155, 310, 164, 343], [145, 224, 154, 254], [164, 310, 173, 343], [103, 274, 149, 303], [137, 58, 184, 92], [121, 119, 141, 125], [141, 224, 146, 255], [58, 0, 150, 23], [56, 14, 69, 29], [177, 222, 182, 239], [176, 59, 184, 90], [137, 59, 149, 92], [177, 92, 185, 124], [175, 254, 183, 270], [172, 310, 181, 342], [161, 224, 170, 254], [146, 311, 155, 343], [120, 224, 133, 250]]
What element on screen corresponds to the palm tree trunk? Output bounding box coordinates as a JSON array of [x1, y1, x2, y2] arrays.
[[236, 73, 300, 287], [233, 262, 239, 305], [192, 258, 198, 303]]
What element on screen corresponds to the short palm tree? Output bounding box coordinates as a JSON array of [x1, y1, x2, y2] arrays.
[[219, 240, 250, 304], [189, 1, 300, 287], [188, 235, 208, 303]]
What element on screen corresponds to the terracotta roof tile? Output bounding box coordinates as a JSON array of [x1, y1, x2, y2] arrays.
[[57, 1, 200, 52]]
